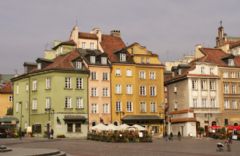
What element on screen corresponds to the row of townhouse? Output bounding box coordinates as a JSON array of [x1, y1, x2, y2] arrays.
[[165, 24, 240, 137], [12, 26, 165, 138]]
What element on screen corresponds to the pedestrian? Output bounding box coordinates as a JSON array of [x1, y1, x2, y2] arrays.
[[164, 133, 168, 141], [50, 129, 54, 139], [169, 132, 173, 141], [177, 131, 181, 141]]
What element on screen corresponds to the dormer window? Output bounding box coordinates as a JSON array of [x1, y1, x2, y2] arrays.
[[228, 59, 234, 66], [90, 42, 94, 50], [37, 63, 41, 70], [120, 53, 126, 62], [101, 57, 107, 65], [76, 61, 82, 69], [90, 56, 96, 64]]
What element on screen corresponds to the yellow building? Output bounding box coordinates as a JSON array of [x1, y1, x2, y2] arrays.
[[110, 43, 165, 136], [0, 82, 13, 117]]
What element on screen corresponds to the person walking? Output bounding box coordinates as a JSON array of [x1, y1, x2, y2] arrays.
[[177, 131, 181, 141], [169, 132, 173, 141], [50, 129, 54, 139]]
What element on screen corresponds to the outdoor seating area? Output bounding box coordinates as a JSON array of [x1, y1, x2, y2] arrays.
[[87, 123, 152, 143], [208, 125, 240, 140]]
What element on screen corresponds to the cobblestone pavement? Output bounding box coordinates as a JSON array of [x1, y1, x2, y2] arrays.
[[1, 137, 240, 156]]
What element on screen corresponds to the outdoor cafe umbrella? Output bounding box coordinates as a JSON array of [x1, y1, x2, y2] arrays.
[[132, 124, 146, 131], [91, 123, 107, 131], [118, 124, 130, 131], [106, 124, 119, 131]]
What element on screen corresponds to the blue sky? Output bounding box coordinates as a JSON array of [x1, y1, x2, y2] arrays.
[[0, 0, 240, 73]]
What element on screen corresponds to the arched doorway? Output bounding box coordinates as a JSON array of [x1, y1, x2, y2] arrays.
[[113, 121, 118, 126], [212, 121, 217, 126], [234, 123, 238, 126], [92, 122, 96, 127]]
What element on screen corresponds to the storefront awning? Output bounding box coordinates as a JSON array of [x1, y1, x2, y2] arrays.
[[0, 116, 18, 123], [122, 115, 164, 124], [63, 115, 86, 123]]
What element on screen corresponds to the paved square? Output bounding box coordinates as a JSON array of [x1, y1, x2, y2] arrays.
[[1, 137, 240, 156]]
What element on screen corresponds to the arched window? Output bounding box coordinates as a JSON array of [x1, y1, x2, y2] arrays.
[[92, 122, 96, 127]]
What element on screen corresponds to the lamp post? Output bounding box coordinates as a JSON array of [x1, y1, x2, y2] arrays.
[[45, 108, 54, 139], [19, 102, 22, 140]]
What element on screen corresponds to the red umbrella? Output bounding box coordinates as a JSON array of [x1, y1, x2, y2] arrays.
[[209, 126, 222, 130]]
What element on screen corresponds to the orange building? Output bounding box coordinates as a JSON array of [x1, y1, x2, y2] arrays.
[[0, 82, 13, 116]]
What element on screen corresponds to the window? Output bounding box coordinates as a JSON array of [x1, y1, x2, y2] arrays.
[[210, 98, 216, 108], [224, 83, 229, 94], [32, 124, 41, 133], [115, 84, 122, 94], [103, 103, 109, 114], [140, 102, 146, 112], [32, 99, 37, 110], [232, 100, 238, 109], [102, 72, 108, 80], [101, 57, 107, 64], [223, 72, 228, 78], [224, 100, 230, 109], [232, 83, 236, 94], [32, 80, 37, 91], [141, 57, 144, 63], [126, 84, 133, 94], [116, 101, 121, 112], [150, 86, 156, 96], [102, 88, 109, 97], [91, 72, 97, 80], [150, 72, 156, 80], [193, 98, 198, 107], [45, 78, 51, 89], [37, 63, 41, 70], [139, 71, 146, 79], [91, 88, 97, 96], [76, 78, 83, 89], [46, 97, 51, 109], [126, 69, 132, 77], [115, 69, 121, 76], [67, 123, 73, 132], [90, 42, 94, 49], [90, 56, 96, 64], [140, 86, 146, 96], [126, 101, 133, 112], [231, 72, 236, 78], [228, 59, 234, 66], [65, 77, 71, 89], [75, 123, 81, 132], [192, 80, 198, 90], [26, 84, 29, 91], [202, 98, 207, 108], [9, 96, 13, 102], [81, 42, 86, 49], [16, 102, 19, 112], [65, 97, 72, 108], [91, 104, 98, 114], [146, 58, 150, 64], [150, 102, 156, 112], [237, 72, 240, 78], [120, 53, 126, 62], [76, 61, 82, 69], [76, 97, 84, 109], [201, 79, 207, 90], [201, 66, 205, 74], [210, 67, 214, 75], [210, 80, 216, 90]]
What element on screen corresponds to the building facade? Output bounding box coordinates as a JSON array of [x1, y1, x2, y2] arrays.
[[12, 50, 89, 138], [0, 82, 13, 117]]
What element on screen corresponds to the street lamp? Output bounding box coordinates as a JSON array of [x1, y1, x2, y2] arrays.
[[45, 108, 54, 139]]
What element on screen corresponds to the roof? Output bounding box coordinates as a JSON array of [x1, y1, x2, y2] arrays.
[[0, 82, 12, 94], [229, 40, 240, 49], [52, 40, 76, 50], [78, 32, 98, 40], [170, 118, 196, 124], [44, 50, 81, 70], [100, 34, 126, 62]]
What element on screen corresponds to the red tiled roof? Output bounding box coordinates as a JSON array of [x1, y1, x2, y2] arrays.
[[0, 82, 12, 94], [45, 50, 80, 70], [100, 34, 126, 62], [198, 48, 228, 66], [229, 41, 240, 49], [78, 32, 98, 40]]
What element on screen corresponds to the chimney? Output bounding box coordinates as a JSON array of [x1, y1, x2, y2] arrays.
[[110, 30, 121, 37]]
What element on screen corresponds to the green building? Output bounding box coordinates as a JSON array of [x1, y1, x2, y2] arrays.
[[12, 50, 89, 138]]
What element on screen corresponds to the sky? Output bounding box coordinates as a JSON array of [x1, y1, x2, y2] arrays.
[[0, 0, 240, 74]]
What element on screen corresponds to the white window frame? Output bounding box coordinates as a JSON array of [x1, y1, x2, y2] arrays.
[[32, 80, 37, 91], [102, 72, 108, 81], [120, 53, 126, 62], [224, 99, 230, 109], [91, 88, 97, 97], [115, 69, 121, 76], [139, 71, 146, 79], [32, 99, 37, 110], [91, 72, 97, 80], [150, 101, 156, 112], [103, 87, 109, 97], [65, 77, 71, 89], [126, 101, 133, 112], [192, 80, 198, 90], [90, 56, 96, 64], [46, 78, 51, 89], [90, 42, 94, 50], [101, 57, 107, 65], [140, 85, 146, 96], [65, 97, 72, 108], [76, 61, 82, 69], [150, 71, 156, 80], [209, 80, 216, 90], [193, 98, 198, 107], [76, 77, 83, 89], [46, 97, 51, 109], [91, 103, 98, 114], [126, 69, 132, 77], [115, 84, 122, 94], [116, 101, 122, 112], [76, 97, 84, 109], [126, 84, 133, 95], [150, 86, 157, 96], [103, 103, 109, 114], [140, 101, 146, 112]]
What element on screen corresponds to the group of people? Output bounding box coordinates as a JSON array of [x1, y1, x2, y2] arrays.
[[164, 131, 182, 141]]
